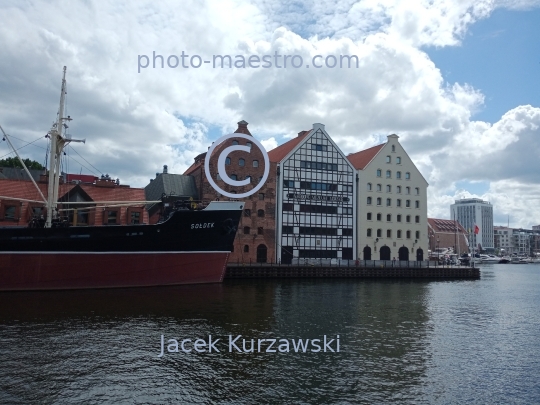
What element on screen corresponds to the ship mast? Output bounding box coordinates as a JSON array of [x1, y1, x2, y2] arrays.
[[45, 66, 85, 228]]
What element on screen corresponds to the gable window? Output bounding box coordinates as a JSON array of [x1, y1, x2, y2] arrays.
[[258, 193, 265, 200], [243, 226, 250, 234], [257, 209, 265, 217], [244, 209, 251, 217], [386, 185, 391, 192], [405, 172, 411, 179], [253, 160, 259, 167], [258, 227, 264, 235], [225, 157, 231, 165], [386, 156, 391, 163], [312, 144, 328, 152], [244, 245, 249, 252], [392, 145, 395, 152], [239, 158, 245, 167], [396, 171, 401, 179], [367, 212, 372, 220], [415, 187, 419, 195], [396, 157, 401, 164], [386, 170, 391, 178], [367, 183, 372, 191], [376, 169, 382, 177]]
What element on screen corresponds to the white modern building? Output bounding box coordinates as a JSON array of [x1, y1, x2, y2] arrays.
[[269, 123, 357, 264], [451, 198, 494, 253], [348, 135, 429, 261]]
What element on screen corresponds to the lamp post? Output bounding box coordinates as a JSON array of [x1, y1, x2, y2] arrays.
[[437, 237, 440, 263], [374, 237, 379, 252]]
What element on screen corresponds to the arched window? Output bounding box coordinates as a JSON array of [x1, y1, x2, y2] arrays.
[[376, 169, 382, 177], [256, 244, 267, 263], [406, 230, 411, 239], [367, 197, 372, 205], [397, 199, 402, 207], [230, 174, 237, 180], [243, 226, 250, 234], [386, 229, 392, 238], [257, 209, 265, 217], [386, 185, 391, 192], [367, 228, 372, 237], [253, 160, 259, 167], [246, 175, 251, 183], [226, 157, 231, 165], [416, 231, 420, 239], [376, 197, 381, 206], [406, 187, 410, 194], [396, 157, 401, 164], [386, 170, 391, 178], [258, 227, 264, 235], [246, 142, 252, 148], [377, 184, 382, 191], [415, 187, 419, 195], [377, 213, 382, 221], [244, 245, 249, 253], [232, 140, 239, 145], [397, 230, 402, 238], [415, 215, 420, 223], [405, 172, 411, 179], [415, 200, 420, 208], [367, 212, 372, 220], [386, 198, 391, 206], [392, 145, 395, 152], [386, 156, 391, 163], [397, 214, 402, 222], [367, 183, 372, 191], [396, 171, 401, 179], [387, 214, 391, 221], [406, 215, 411, 223], [397, 186, 401, 193], [377, 229, 382, 237], [406, 200, 411, 208], [239, 158, 245, 167]]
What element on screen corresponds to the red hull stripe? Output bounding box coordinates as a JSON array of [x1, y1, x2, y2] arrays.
[[0, 252, 229, 291]]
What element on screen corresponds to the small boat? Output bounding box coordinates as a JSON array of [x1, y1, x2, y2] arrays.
[[498, 257, 511, 264], [479, 254, 501, 263]]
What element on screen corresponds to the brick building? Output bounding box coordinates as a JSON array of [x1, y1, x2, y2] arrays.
[[184, 121, 277, 263], [427, 218, 469, 255]]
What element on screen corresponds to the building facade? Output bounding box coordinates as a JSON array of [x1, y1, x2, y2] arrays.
[[451, 198, 494, 253], [270, 123, 357, 264], [428, 218, 469, 255], [349, 135, 429, 261]]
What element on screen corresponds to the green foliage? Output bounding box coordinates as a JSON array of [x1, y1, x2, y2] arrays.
[[0, 157, 44, 170]]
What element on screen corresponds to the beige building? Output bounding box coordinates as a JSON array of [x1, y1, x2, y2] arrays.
[[348, 134, 428, 261]]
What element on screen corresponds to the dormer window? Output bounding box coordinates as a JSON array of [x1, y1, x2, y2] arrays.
[[386, 156, 391, 163]]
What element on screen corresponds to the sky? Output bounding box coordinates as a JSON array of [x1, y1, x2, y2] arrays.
[[1, 0, 539, 228]]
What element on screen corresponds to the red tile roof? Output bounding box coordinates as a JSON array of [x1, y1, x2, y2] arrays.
[[267, 130, 311, 163], [428, 218, 467, 234], [347, 143, 385, 170]]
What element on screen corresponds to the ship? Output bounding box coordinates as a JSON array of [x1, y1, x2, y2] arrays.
[[0, 67, 243, 291]]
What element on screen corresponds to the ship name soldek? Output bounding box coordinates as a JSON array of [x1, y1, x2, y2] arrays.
[[190, 222, 215, 229]]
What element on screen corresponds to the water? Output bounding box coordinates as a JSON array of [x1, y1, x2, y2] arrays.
[[1, 264, 539, 404]]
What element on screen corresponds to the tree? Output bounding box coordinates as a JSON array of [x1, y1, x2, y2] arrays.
[[0, 157, 44, 170]]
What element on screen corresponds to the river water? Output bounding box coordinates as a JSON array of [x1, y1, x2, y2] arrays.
[[1, 264, 539, 404]]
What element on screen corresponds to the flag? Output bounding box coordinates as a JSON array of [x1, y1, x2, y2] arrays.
[[474, 224, 480, 235]]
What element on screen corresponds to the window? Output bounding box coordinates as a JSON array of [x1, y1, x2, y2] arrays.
[[367, 228, 372, 237], [106, 210, 118, 225], [225, 157, 231, 165], [244, 209, 251, 217], [367, 183, 372, 191], [406, 187, 410, 194], [243, 226, 250, 234], [343, 229, 353, 236], [415, 201, 420, 209], [386, 170, 391, 178], [397, 199, 401, 207], [282, 203, 293, 211], [130, 211, 141, 224], [386, 156, 391, 163], [377, 229, 382, 238], [376, 197, 381, 206], [387, 214, 391, 221], [253, 160, 259, 167], [258, 227, 264, 235], [416, 231, 420, 239], [4, 205, 16, 220], [387, 229, 392, 238], [397, 230, 402, 238], [377, 184, 382, 191], [397, 186, 401, 193], [343, 207, 353, 215], [239, 158, 245, 167], [415, 187, 419, 195], [396, 157, 401, 164], [397, 214, 402, 222], [230, 174, 237, 181], [257, 209, 265, 217], [300, 205, 337, 214], [232, 140, 239, 145], [415, 215, 420, 223], [396, 171, 401, 179], [245, 176, 252, 183], [244, 245, 249, 253], [405, 172, 410, 179], [259, 193, 265, 200], [367, 197, 372, 205], [284, 180, 294, 188], [406, 230, 411, 239], [386, 185, 391, 193], [377, 169, 382, 177], [367, 212, 372, 220], [406, 215, 411, 223], [392, 145, 395, 152], [386, 198, 391, 206], [377, 213, 382, 221], [246, 142, 252, 148], [312, 144, 328, 151], [406, 200, 411, 208], [282, 226, 294, 234]]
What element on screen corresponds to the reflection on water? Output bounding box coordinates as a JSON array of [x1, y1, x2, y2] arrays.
[[1, 265, 539, 404]]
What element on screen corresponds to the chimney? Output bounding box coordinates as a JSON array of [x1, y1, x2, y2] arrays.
[[234, 120, 252, 136], [312, 123, 325, 132], [298, 130, 308, 137], [163, 165, 168, 174]]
